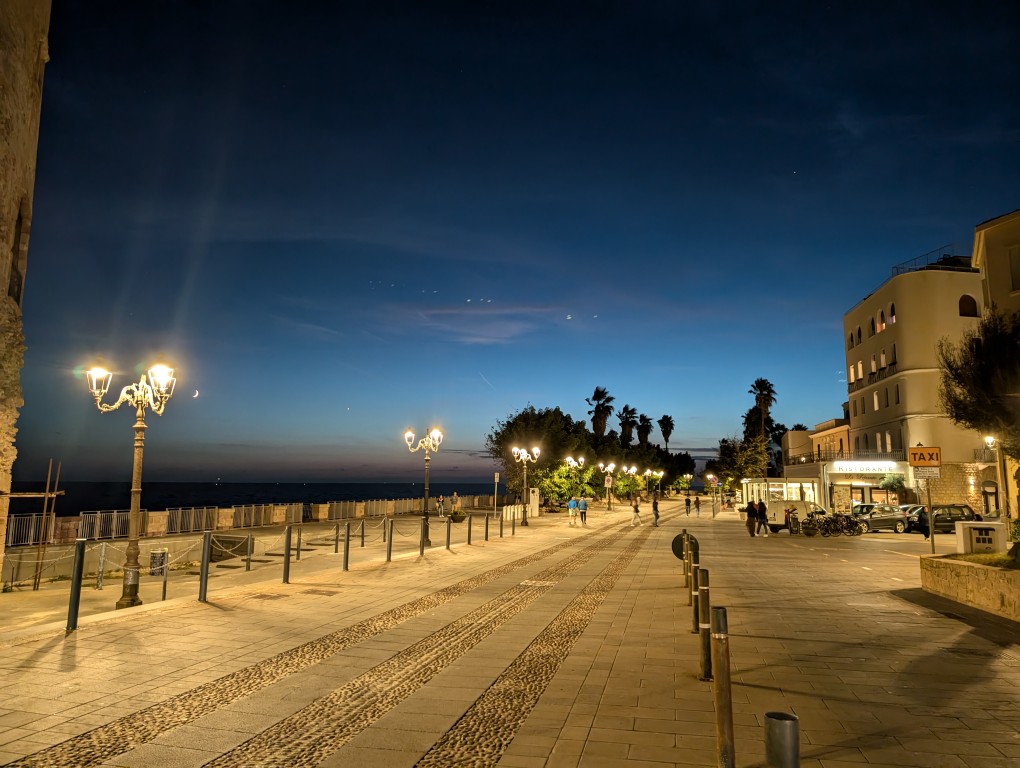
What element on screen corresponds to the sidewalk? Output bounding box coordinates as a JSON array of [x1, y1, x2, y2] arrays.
[[0, 498, 1016, 767]]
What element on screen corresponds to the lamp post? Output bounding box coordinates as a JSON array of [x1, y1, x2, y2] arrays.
[[643, 469, 652, 493], [598, 461, 616, 510], [653, 470, 664, 495], [565, 456, 585, 497], [683, 473, 693, 494], [984, 435, 1011, 519], [706, 473, 718, 513], [624, 465, 637, 501], [85, 364, 176, 609], [405, 427, 443, 547], [512, 446, 540, 526]]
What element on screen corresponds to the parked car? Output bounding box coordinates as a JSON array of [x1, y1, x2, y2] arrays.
[[852, 503, 908, 533], [906, 504, 977, 535]]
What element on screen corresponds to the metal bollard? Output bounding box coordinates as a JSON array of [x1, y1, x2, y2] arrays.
[[500, 511, 504, 538], [382, 517, 387, 543], [386, 519, 394, 561], [691, 565, 700, 633], [698, 569, 712, 681], [467, 513, 473, 545], [334, 523, 340, 554], [200, 531, 213, 599], [296, 527, 302, 561], [161, 555, 169, 602], [765, 712, 800, 767], [485, 513, 490, 541], [512, 508, 516, 536], [712, 607, 735, 768], [343, 522, 351, 571], [361, 519, 365, 548], [682, 533, 690, 589], [282, 526, 292, 584], [446, 516, 452, 550], [66, 539, 87, 633], [687, 537, 699, 605], [420, 518, 426, 556], [95, 541, 107, 590], [246, 534, 254, 571]]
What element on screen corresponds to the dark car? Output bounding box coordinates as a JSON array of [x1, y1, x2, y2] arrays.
[[906, 504, 977, 535], [852, 503, 908, 533]]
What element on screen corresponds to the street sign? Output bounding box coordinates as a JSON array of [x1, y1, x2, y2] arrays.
[[908, 447, 941, 467], [671, 534, 685, 560], [494, 472, 500, 483], [604, 476, 614, 487], [913, 467, 941, 479]]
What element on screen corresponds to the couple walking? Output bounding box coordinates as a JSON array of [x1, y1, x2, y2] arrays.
[[744, 499, 770, 537], [632, 495, 660, 527], [567, 497, 588, 526]]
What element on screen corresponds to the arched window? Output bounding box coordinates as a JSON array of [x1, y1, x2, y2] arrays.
[[857, 361, 863, 379], [854, 436, 860, 451], [863, 433, 869, 450], [959, 295, 978, 317], [885, 431, 892, 452], [848, 366, 855, 384], [895, 384, 900, 404], [838, 438, 844, 453], [889, 303, 896, 323], [856, 326, 862, 344], [847, 333, 854, 350], [873, 392, 879, 411], [870, 354, 877, 373], [884, 388, 889, 407], [879, 310, 886, 331], [880, 349, 887, 368], [869, 318, 876, 336], [852, 400, 858, 417]]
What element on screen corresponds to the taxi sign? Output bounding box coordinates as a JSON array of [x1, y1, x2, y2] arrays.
[[908, 447, 941, 467]]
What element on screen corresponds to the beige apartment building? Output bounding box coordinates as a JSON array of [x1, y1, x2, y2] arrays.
[[778, 252, 995, 513]]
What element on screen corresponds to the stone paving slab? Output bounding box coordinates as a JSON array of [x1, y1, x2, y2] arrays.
[[0, 500, 1017, 767]]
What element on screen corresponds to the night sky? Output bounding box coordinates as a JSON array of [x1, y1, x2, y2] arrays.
[[14, 2, 1020, 483]]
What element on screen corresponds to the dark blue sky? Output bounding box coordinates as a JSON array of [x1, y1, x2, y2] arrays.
[[15, 1, 1020, 482]]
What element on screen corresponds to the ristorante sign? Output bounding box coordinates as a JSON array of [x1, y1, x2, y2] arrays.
[[831, 460, 898, 474]]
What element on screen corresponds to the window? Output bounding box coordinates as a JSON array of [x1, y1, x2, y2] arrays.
[[856, 326, 862, 344], [1010, 245, 1020, 291], [861, 396, 866, 415], [838, 438, 844, 453], [884, 388, 889, 408], [895, 384, 900, 404], [852, 400, 858, 416], [873, 392, 879, 411], [875, 432, 882, 452], [863, 433, 869, 449], [891, 344, 897, 364], [848, 366, 855, 384], [880, 349, 887, 368], [869, 318, 876, 336], [854, 436, 860, 451], [889, 303, 896, 323], [870, 354, 877, 373], [857, 361, 863, 379], [878, 310, 886, 331], [959, 295, 978, 317], [885, 431, 892, 452], [847, 333, 854, 350]]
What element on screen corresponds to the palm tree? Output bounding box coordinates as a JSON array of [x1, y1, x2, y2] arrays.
[[617, 404, 638, 446], [748, 378, 777, 437], [657, 415, 675, 452], [586, 386, 616, 438], [636, 414, 653, 446]]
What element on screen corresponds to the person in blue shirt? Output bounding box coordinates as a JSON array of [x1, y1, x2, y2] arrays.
[[578, 497, 588, 526], [567, 496, 579, 526]]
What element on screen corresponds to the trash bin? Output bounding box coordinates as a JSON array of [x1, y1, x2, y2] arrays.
[[765, 711, 799, 767], [788, 512, 800, 535], [149, 548, 168, 577]]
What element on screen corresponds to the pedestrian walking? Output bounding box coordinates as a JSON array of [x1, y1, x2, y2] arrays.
[[685, 496, 692, 516], [451, 491, 460, 512], [652, 497, 660, 527], [578, 497, 588, 526], [631, 497, 643, 526], [745, 500, 757, 537], [567, 496, 579, 526], [694, 496, 701, 517], [437, 495, 445, 517], [755, 499, 770, 537]]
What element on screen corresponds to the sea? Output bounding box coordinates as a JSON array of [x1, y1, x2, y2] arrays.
[[8, 481, 500, 517]]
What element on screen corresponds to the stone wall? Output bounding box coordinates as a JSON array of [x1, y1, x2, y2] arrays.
[[912, 461, 996, 513], [920, 555, 1020, 622], [0, 1, 52, 576]]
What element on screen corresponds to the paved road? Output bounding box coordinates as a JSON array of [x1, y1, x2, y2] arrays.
[[0, 500, 1016, 767]]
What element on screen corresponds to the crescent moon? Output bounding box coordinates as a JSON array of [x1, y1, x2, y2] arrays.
[[193, 390, 200, 398]]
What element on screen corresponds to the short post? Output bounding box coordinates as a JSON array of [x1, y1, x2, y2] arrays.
[[687, 536, 699, 605], [282, 525, 292, 584], [691, 565, 700, 634], [66, 539, 87, 633], [484, 513, 490, 541], [246, 533, 254, 571], [360, 519, 365, 548], [296, 527, 303, 561], [765, 712, 800, 768], [382, 517, 387, 543], [420, 517, 426, 556], [343, 522, 351, 572], [446, 516, 452, 550], [712, 607, 735, 768], [698, 569, 712, 681], [467, 513, 473, 545], [334, 523, 340, 553], [500, 510, 504, 538], [95, 541, 107, 590], [512, 507, 516, 536], [161, 553, 169, 602], [199, 531, 213, 600], [386, 519, 394, 561]]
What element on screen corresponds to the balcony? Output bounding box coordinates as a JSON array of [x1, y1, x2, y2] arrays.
[[785, 449, 906, 465], [973, 448, 997, 464]]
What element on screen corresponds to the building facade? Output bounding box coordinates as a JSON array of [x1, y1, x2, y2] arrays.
[[0, 1, 52, 569]]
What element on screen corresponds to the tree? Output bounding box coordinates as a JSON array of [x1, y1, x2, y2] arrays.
[[636, 414, 653, 446], [657, 414, 675, 452], [791, 423, 809, 431], [748, 378, 777, 437], [485, 405, 589, 495], [585, 387, 616, 438], [617, 404, 638, 447], [937, 307, 1020, 461]]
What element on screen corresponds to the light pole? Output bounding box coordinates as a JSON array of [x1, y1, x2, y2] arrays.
[[598, 461, 616, 510], [512, 446, 540, 526], [653, 470, 664, 495], [706, 473, 718, 514], [86, 364, 176, 609], [405, 427, 443, 547], [985, 435, 1011, 519], [565, 456, 584, 496], [624, 465, 637, 500], [644, 469, 652, 493], [683, 473, 693, 495]]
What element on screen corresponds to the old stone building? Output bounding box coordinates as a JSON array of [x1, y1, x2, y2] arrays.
[[0, 1, 52, 569]]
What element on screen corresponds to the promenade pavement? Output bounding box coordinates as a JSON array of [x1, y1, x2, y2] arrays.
[[0, 498, 1017, 767]]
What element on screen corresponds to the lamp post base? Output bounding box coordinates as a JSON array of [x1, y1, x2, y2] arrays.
[[116, 567, 143, 609]]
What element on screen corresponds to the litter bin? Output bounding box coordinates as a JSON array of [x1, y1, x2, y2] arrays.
[[788, 512, 800, 535], [149, 548, 168, 577]]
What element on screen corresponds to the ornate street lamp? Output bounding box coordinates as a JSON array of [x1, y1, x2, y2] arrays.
[[86, 364, 176, 609], [653, 470, 665, 495], [565, 456, 585, 496], [405, 427, 443, 547], [597, 461, 616, 510], [512, 446, 540, 526]]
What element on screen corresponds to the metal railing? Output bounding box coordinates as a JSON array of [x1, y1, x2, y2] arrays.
[[167, 507, 218, 534], [79, 510, 148, 541], [973, 448, 997, 463], [4, 514, 53, 547], [785, 449, 906, 465], [231, 505, 275, 529]]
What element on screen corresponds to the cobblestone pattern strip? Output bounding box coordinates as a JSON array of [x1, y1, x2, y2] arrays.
[[416, 530, 650, 767], [6, 526, 623, 768], [201, 531, 636, 767]]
